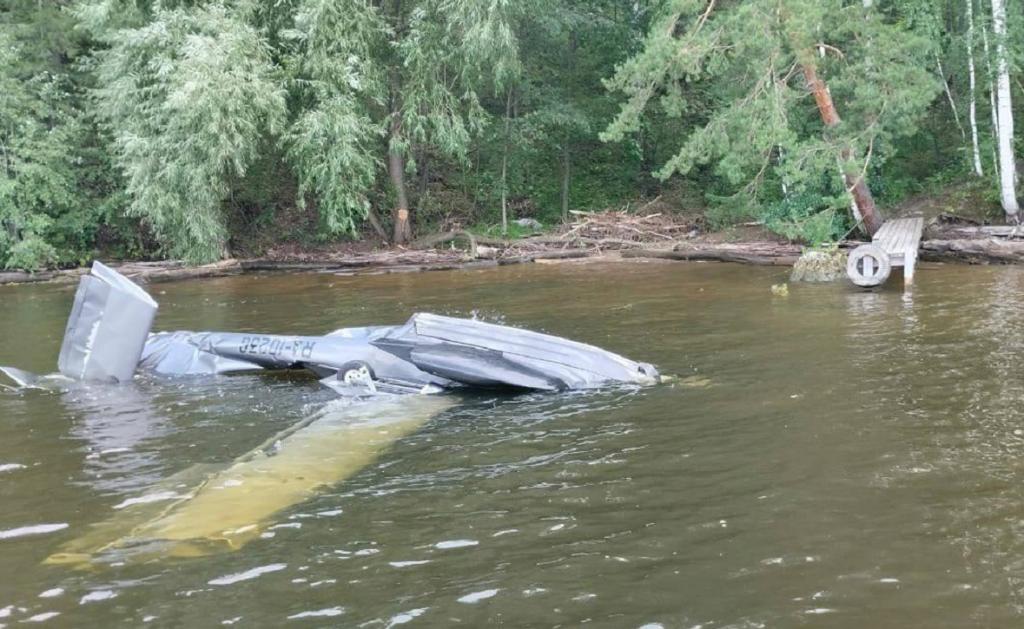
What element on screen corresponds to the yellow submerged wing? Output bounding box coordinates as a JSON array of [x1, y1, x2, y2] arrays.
[[47, 395, 454, 567]]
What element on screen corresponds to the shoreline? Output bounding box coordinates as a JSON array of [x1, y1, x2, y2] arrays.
[[3, 233, 1023, 287]]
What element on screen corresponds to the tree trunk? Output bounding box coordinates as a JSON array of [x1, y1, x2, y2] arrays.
[[365, 207, 389, 243], [500, 88, 513, 236], [967, 0, 984, 176], [561, 28, 576, 223], [802, 62, 884, 235], [387, 104, 412, 243], [983, 25, 1002, 186], [561, 146, 570, 222], [388, 152, 412, 243], [936, 53, 967, 141], [386, 0, 412, 244], [417, 148, 429, 200], [388, 119, 412, 244], [991, 0, 1019, 220]]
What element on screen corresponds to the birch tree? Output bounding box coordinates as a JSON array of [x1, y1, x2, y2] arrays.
[[981, 24, 1000, 185], [990, 0, 1018, 220], [967, 0, 984, 177]]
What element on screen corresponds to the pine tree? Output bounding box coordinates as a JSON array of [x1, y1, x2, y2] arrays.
[[603, 0, 938, 241]]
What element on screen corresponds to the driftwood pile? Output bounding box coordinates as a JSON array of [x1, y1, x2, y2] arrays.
[[408, 210, 703, 260], [406, 210, 805, 266], [552, 210, 700, 250]]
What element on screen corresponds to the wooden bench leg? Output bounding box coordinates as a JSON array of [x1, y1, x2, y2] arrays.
[[904, 254, 916, 285]]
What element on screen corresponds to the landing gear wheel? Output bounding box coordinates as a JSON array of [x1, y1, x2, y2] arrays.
[[338, 361, 375, 387]]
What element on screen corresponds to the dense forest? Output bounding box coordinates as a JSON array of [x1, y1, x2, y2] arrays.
[[0, 0, 1020, 269]]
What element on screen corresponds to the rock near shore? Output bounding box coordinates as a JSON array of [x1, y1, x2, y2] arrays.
[[790, 249, 846, 282]]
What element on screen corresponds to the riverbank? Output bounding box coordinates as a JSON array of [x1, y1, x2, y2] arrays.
[[3, 210, 1023, 286]]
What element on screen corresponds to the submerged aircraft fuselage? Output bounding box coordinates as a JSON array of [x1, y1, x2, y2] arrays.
[[0, 262, 659, 567]]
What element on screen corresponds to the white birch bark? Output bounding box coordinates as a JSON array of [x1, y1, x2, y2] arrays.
[[991, 0, 1019, 218], [839, 158, 864, 225], [983, 25, 1001, 185], [967, 0, 984, 176], [936, 53, 967, 140]]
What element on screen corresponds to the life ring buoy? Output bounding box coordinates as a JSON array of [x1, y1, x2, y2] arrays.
[[846, 244, 891, 287]]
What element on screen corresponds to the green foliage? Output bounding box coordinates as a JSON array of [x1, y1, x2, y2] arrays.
[[761, 192, 848, 245], [0, 6, 109, 271], [0, 0, 1008, 268], [90, 2, 286, 263], [285, 0, 383, 237], [603, 0, 940, 231]]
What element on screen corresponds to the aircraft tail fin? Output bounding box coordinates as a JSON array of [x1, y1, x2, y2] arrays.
[[57, 261, 158, 383]]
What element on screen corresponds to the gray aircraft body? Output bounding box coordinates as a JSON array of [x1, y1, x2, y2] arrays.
[[2, 261, 658, 394]]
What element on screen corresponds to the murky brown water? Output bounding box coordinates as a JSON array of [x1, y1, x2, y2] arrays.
[[3, 260, 1024, 627]]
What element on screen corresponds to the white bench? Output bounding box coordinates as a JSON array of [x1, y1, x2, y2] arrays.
[[846, 217, 924, 287]]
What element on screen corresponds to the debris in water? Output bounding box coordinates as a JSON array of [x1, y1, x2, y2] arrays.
[[679, 375, 712, 388]]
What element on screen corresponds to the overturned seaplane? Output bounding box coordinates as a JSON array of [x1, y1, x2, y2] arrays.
[[1, 262, 657, 566]]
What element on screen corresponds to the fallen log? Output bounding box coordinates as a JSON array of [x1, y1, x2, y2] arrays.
[[0, 260, 219, 285], [920, 238, 1024, 264], [124, 259, 243, 282], [622, 243, 801, 266], [0, 270, 71, 285], [332, 259, 501, 276], [410, 230, 516, 257], [497, 250, 593, 266], [928, 225, 1024, 239]]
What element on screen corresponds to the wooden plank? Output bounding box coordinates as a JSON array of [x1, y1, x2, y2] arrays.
[[900, 220, 920, 253], [895, 221, 911, 252], [874, 221, 897, 247], [894, 224, 910, 254], [903, 218, 922, 250], [873, 218, 923, 256]]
